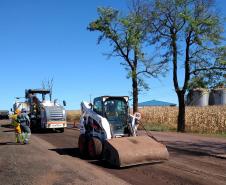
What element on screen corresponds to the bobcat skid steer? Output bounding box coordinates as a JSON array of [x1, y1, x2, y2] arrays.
[[78, 96, 169, 167]]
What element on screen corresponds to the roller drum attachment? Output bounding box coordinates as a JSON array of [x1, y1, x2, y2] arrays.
[[103, 136, 169, 167]]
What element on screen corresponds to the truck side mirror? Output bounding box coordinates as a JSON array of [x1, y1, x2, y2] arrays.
[[63, 100, 66, 106], [10, 108, 13, 112]]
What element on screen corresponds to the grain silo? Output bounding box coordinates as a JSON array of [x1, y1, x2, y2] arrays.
[[187, 88, 209, 106], [209, 88, 226, 105]]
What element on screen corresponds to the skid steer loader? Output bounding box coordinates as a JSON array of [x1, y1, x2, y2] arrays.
[[79, 96, 169, 167]]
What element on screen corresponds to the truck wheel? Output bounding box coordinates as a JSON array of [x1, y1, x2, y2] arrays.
[[88, 137, 102, 159], [78, 134, 87, 157]]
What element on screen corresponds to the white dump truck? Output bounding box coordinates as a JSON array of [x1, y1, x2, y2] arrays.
[[13, 89, 67, 132]]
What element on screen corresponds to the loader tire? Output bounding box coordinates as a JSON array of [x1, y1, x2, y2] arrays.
[[78, 134, 87, 157], [88, 137, 102, 159]]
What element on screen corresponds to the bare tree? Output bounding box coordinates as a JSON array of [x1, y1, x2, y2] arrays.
[[42, 78, 54, 101]]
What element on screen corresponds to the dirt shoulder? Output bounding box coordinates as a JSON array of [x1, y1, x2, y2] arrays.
[[0, 121, 129, 185], [144, 131, 226, 159]]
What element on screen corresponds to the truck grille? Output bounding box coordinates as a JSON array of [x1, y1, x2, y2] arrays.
[[48, 107, 65, 121]]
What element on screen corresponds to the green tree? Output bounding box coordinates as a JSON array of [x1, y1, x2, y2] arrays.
[[88, 5, 166, 113], [149, 0, 226, 132], [188, 71, 225, 90]]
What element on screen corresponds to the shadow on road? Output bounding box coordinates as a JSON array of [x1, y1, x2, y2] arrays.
[[49, 147, 163, 170], [3, 130, 14, 133], [49, 147, 115, 169], [89, 160, 118, 169], [32, 129, 63, 134], [49, 148, 80, 158], [0, 142, 21, 145], [1, 124, 13, 129]]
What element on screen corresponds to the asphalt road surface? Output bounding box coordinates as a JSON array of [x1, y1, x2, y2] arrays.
[[34, 124, 226, 185], [1, 120, 226, 185]]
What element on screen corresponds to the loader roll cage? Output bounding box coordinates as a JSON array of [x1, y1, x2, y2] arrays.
[[93, 96, 130, 136]]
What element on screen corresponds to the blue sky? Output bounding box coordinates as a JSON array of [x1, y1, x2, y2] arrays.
[[0, 0, 225, 110]]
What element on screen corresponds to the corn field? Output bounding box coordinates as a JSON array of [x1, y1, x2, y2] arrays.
[[66, 106, 226, 134], [139, 106, 226, 134], [66, 110, 81, 123]]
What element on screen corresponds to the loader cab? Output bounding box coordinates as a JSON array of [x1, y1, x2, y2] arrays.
[[93, 96, 130, 136]]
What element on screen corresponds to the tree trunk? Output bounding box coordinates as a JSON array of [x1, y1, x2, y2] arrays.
[[132, 72, 138, 114], [177, 91, 185, 132]]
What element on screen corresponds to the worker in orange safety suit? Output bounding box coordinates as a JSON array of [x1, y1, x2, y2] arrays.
[[11, 109, 23, 143]]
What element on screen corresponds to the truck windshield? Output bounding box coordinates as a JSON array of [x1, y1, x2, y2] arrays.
[[103, 98, 128, 135]]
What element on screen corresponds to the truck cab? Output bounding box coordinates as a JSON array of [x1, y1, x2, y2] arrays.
[[25, 89, 67, 132]]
